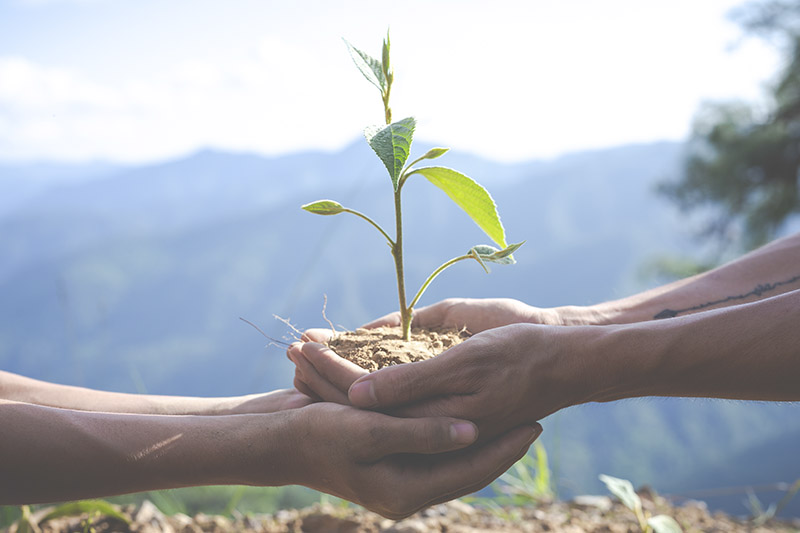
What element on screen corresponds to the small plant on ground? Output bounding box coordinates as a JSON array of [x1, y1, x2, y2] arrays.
[[302, 31, 522, 340], [745, 478, 800, 526], [464, 441, 554, 519], [599, 474, 682, 533]]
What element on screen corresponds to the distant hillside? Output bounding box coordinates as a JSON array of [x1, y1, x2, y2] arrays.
[[1, 140, 797, 516]]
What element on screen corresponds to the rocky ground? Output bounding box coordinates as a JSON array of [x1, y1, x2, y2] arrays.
[[6, 491, 799, 533]]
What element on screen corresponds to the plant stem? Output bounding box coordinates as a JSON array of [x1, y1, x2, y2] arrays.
[[392, 186, 412, 340], [408, 254, 472, 311], [342, 208, 394, 246]]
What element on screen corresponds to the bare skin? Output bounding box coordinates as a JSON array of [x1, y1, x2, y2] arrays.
[[289, 232, 800, 442], [0, 370, 311, 415], [0, 375, 542, 518]]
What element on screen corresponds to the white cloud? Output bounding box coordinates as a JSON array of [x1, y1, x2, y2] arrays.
[[0, 0, 783, 163], [0, 47, 355, 162]]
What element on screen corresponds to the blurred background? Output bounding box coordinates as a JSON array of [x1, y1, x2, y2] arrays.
[[1, 0, 799, 519]]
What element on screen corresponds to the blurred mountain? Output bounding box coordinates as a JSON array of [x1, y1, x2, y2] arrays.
[[0, 140, 797, 516]]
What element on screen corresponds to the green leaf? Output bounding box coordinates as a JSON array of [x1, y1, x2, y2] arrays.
[[364, 117, 416, 190], [302, 200, 345, 215], [343, 39, 386, 93], [599, 474, 642, 513], [468, 247, 490, 274], [421, 147, 449, 160], [381, 31, 391, 80], [411, 166, 508, 248], [39, 500, 130, 525], [648, 515, 683, 533], [470, 242, 523, 265]]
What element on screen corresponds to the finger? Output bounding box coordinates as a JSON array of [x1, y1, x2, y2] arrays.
[[292, 378, 321, 402], [364, 416, 480, 458], [405, 302, 448, 329], [404, 423, 543, 513], [301, 342, 367, 393], [302, 328, 335, 343], [291, 345, 351, 404], [361, 311, 402, 329], [348, 345, 466, 409]]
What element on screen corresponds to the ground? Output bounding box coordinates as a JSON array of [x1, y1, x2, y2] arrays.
[[8, 491, 800, 533]]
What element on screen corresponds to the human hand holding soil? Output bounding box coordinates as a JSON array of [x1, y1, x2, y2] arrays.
[[287, 297, 564, 403], [289, 323, 587, 443]]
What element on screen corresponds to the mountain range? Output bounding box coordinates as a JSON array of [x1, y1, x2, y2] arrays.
[[1, 140, 798, 516]]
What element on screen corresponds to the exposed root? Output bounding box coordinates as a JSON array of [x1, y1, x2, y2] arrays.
[[239, 317, 293, 348]]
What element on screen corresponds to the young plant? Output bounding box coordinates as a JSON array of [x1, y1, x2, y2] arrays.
[[303, 32, 522, 341], [599, 474, 682, 533]]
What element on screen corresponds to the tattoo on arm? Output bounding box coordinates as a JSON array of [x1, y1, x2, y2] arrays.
[[654, 274, 800, 319]]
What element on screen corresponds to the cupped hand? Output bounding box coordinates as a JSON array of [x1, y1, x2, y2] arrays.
[[294, 323, 587, 442], [287, 328, 362, 403], [351, 324, 582, 441], [290, 402, 543, 519]]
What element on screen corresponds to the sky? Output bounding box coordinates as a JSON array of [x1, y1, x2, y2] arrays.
[[0, 0, 785, 164]]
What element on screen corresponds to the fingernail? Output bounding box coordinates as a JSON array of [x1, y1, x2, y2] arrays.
[[527, 424, 543, 443], [450, 422, 477, 445], [349, 380, 377, 407]]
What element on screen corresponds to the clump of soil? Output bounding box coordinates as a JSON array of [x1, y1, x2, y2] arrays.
[[327, 326, 469, 372]]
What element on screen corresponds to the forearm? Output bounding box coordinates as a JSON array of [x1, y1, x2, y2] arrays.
[[0, 400, 296, 504], [562, 232, 800, 324], [0, 371, 279, 415], [581, 289, 800, 403]]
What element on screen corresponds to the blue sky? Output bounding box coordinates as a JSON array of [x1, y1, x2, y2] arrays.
[[0, 0, 782, 163]]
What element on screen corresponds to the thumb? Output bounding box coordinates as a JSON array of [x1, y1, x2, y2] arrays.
[[348, 355, 452, 409]]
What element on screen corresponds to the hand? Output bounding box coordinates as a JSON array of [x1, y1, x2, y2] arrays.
[[293, 324, 590, 442], [224, 388, 314, 414], [287, 297, 576, 403], [287, 402, 543, 519], [287, 328, 362, 403], [364, 297, 562, 333]]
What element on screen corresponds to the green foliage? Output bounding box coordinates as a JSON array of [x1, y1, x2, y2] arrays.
[[599, 474, 682, 533], [9, 501, 129, 533], [302, 31, 520, 339], [343, 39, 387, 94], [659, 0, 800, 252], [301, 200, 345, 215], [466, 441, 555, 510], [364, 117, 416, 190], [408, 166, 509, 248], [37, 501, 129, 525]]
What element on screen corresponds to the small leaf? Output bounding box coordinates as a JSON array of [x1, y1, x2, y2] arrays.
[[343, 39, 386, 93], [381, 31, 391, 80], [421, 147, 449, 160], [599, 474, 642, 513], [468, 247, 490, 274], [411, 166, 508, 248], [470, 242, 523, 265], [364, 117, 416, 190], [648, 515, 683, 533], [302, 200, 345, 215]]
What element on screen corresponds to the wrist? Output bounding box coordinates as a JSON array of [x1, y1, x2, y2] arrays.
[[576, 321, 670, 404], [192, 411, 300, 488], [547, 305, 612, 326]]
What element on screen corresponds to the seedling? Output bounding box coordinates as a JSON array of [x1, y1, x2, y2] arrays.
[[303, 31, 522, 340], [599, 474, 682, 533]]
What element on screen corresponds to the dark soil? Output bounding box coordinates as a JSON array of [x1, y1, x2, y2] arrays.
[[9, 492, 800, 533]]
